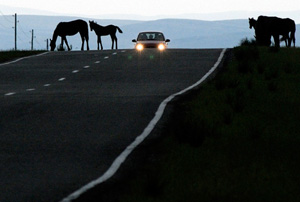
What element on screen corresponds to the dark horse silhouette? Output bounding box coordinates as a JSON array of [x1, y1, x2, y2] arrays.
[[250, 16, 296, 47], [50, 19, 89, 51], [249, 17, 271, 46], [89, 21, 123, 50]]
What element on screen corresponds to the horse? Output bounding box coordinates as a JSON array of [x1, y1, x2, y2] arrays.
[[280, 18, 296, 47], [89, 21, 123, 50], [254, 16, 296, 47], [50, 19, 89, 51], [249, 17, 291, 47]]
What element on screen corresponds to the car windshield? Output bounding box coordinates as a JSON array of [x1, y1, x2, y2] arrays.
[[137, 32, 165, 41]]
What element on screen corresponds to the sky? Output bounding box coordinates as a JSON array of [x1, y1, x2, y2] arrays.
[[1, 0, 299, 17]]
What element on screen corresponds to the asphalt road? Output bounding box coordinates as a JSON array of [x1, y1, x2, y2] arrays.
[[0, 49, 223, 202]]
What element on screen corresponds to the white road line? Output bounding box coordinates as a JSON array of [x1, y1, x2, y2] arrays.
[[104, 56, 109, 59], [95, 61, 100, 64], [58, 78, 66, 81], [44, 84, 51, 87], [72, 70, 80, 73], [61, 48, 227, 202], [121, 50, 126, 53], [112, 52, 117, 55], [83, 66, 90, 69], [0, 52, 49, 67], [26, 88, 35, 91], [4, 92, 16, 96]]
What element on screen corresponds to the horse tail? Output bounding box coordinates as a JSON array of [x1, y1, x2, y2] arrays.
[[293, 22, 296, 46], [116, 26, 123, 33], [290, 30, 296, 47], [290, 20, 296, 47]]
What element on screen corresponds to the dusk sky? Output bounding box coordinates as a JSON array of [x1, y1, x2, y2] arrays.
[[1, 0, 299, 17]]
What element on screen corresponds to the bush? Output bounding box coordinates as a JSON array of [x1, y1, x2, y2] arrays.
[[239, 38, 257, 46]]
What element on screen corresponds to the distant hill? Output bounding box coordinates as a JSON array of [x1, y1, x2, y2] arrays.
[[0, 15, 299, 50]]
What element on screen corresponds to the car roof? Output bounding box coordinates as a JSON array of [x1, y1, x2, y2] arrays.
[[138, 31, 164, 34]]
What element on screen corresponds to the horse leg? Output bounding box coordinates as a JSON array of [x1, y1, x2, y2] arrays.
[[110, 35, 114, 50], [99, 37, 103, 50], [115, 37, 118, 49], [293, 35, 296, 47], [63, 36, 71, 51], [60, 37, 64, 49], [288, 34, 292, 47], [290, 31, 296, 47], [273, 34, 280, 48], [86, 37, 89, 51], [97, 36, 100, 50], [284, 35, 288, 47], [80, 36, 85, 51], [80, 33, 89, 51]]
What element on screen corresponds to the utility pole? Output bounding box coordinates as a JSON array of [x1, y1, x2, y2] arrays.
[[14, 13, 17, 50], [46, 39, 49, 51], [31, 29, 34, 50]]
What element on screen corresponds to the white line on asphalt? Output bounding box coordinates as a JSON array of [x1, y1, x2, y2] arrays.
[[58, 78, 66, 81], [83, 66, 90, 69], [112, 52, 117, 55], [95, 61, 100, 64], [26, 88, 35, 91], [44, 84, 51, 87], [104, 56, 109, 59], [4, 92, 16, 96], [61, 48, 227, 202], [0, 52, 49, 67], [72, 70, 80, 73]]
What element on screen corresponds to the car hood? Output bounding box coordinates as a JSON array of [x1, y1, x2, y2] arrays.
[[137, 40, 166, 44]]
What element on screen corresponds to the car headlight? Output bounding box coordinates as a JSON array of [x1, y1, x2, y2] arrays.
[[158, 44, 166, 51], [136, 44, 144, 51]]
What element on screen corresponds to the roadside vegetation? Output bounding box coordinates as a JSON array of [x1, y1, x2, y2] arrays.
[[0, 50, 46, 63], [112, 44, 300, 202]]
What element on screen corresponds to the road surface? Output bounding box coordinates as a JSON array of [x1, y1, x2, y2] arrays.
[[0, 49, 224, 202]]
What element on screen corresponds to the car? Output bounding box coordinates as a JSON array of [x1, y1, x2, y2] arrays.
[[132, 31, 170, 51]]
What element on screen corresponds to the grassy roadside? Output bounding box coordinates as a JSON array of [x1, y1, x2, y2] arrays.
[[111, 46, 300, 202], [0, 50, 46, 63]]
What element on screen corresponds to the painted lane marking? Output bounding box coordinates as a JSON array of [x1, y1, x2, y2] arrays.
[[4, 92, 16, 96], [121, 50, 126, 53], [61, 48, 227, 202], [0, 52, 49, 67], [72, 70, 80, 73], [44, 84, 51, 87], [83, 66, 90, 69], [58, 78, 66, 82], [26, 88, 35, 92], [112, 52, 117, 55], [95, 61, 100, 64], [104, 56, 109, 59]]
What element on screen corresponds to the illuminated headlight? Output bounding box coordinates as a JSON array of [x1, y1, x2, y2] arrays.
[[158, 44, 166, 51], [136, 44, 144, 51]]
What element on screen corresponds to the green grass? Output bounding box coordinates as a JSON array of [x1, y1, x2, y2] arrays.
[[0, 50, 46, 63], [115, 47, 300, 202]]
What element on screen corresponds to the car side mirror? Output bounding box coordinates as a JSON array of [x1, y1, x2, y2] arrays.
[[166, 39, 170, 43], [132, 39, 137, 43]]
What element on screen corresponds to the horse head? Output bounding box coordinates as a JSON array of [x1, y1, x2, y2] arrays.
[[249, 18, 257, 29], [89, 20, 95, 31], [50, 38, 56, 51]]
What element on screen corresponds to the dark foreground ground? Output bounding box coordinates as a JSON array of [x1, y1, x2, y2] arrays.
[[75, 47, 300, 202]]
